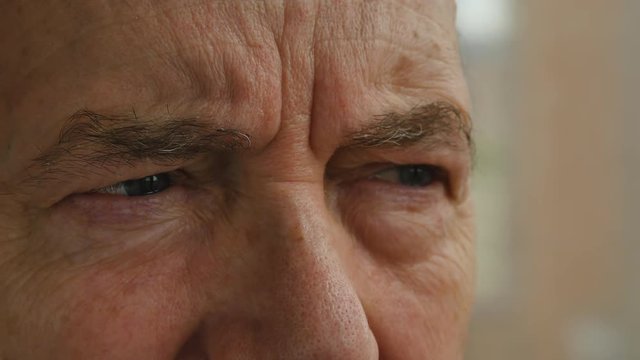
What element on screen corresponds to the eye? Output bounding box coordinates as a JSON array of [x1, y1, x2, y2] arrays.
[[96, 173, 172, 196], [371, 165, 440, 187]]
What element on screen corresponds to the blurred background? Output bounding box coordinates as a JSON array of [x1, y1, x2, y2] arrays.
[[457, 0, 640, 359]]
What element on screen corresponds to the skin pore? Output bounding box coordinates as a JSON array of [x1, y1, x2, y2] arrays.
[[0, 1, 474, 359]]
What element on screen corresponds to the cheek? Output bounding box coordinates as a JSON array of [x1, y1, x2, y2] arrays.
[[53, 247, 199, 358], [339, 183, 453, 264], [0, 217, 207, 359], [354, 240, 474, 359], [349, 205, 449, 264], [367, 284, 470, 359], [340, 186, 475, 358]]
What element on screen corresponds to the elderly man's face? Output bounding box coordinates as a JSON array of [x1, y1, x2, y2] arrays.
[[0, 0, 474, 359]]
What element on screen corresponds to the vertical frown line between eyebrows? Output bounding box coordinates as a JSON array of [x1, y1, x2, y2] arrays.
[[24, 102, 470, 185], [29, 109, 252, 179]]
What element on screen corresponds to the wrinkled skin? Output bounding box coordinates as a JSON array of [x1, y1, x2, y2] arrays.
[[0, 1, 474, 359]]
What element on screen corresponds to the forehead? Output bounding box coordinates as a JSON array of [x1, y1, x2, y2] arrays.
[[0, 0, 465, 165], [1, 0, 460, 93]]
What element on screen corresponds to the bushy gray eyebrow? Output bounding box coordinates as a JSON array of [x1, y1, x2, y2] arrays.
[[347, 101, 473, 152], [28, 109, 252, 182], [26, 101, 471, 184]]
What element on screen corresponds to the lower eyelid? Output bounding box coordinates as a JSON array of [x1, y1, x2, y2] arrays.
[[344, 177, 445, 202], [59, 185, 185, 221]]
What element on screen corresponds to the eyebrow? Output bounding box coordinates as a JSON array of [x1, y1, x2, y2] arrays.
[[27, 101, 471, 183], [29, 109, 252, 181], [345, 101, 473, 153]]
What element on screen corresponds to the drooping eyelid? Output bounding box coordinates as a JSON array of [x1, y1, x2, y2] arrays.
[[357, 165, 449, 195], [369, 164, 447, 183], [327, 146, 454, 177], [327, 148, 469, 201], [25, 154, 214, 207], [330, 141, 469, 169], [89, 171, 185, 197]]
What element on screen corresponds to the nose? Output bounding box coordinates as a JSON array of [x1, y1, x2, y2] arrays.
[[184, 183, 379, 359]]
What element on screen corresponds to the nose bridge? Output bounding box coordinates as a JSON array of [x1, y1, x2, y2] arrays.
[[250, 183, 378, 358]]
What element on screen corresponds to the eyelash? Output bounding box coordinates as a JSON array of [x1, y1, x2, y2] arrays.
[[370, 164, 442, 188], [94, 164, 442, 198], [95, 173, 173, 196]]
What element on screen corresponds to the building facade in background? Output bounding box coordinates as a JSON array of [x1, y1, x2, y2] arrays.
[[460, 0, 640, 359]]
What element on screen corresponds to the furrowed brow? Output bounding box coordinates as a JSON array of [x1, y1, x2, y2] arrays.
[[29, 109, 251, 180], [347, 101, 473, 153]]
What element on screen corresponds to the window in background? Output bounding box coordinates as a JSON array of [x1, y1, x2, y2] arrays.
[[457, 0, 514, 308], [457, 1, 519, 358], [460, 1, 640, 359]]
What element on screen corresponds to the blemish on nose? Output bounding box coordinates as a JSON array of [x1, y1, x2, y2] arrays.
[[287, 223, 306, 243]]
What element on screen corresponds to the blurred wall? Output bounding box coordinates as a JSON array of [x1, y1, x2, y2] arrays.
[[461, 0, 640, 359]]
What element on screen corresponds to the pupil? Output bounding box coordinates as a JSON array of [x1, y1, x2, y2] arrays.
[[398, 165, 434, 187], [123, 174, 170, 196]]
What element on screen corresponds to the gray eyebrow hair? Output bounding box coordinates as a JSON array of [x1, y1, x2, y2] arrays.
[[348, 101, 473, 152], [27, 102, 470, 183], [30, 109, 252, 180]]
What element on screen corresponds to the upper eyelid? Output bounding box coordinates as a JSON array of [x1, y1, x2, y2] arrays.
[[24, 102, 471, 188], [80, 156, 451, 196], [326, 162, 443, 183], [90, 172, 178, 195], [328, 142, 469, 188], [372, 165, 447, 181]]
